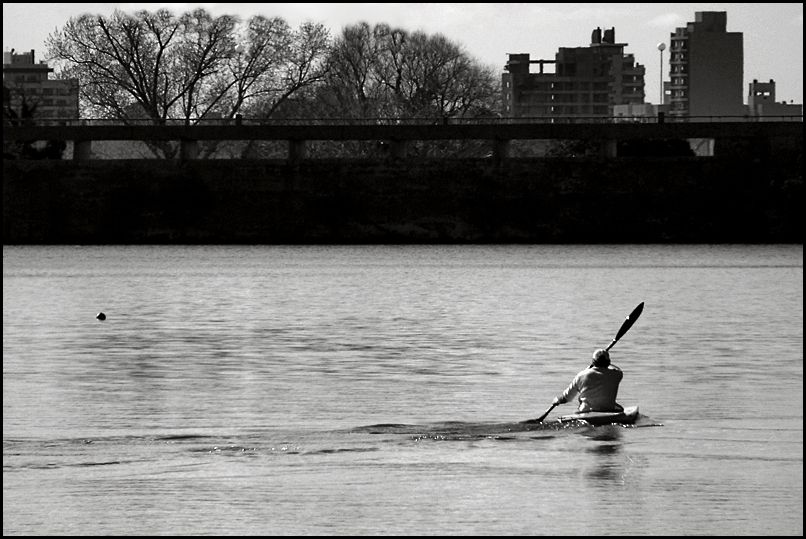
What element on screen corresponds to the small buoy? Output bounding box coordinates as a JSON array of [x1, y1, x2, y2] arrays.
[[96, 312, 106, 321]]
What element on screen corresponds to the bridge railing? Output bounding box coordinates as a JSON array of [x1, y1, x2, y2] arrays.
[[8, 114, 803, 127]]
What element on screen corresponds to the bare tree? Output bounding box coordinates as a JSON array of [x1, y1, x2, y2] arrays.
[[317, 22, 385, 118], [402, 32, 500, 118], [236, 19, 331, 118], [319, 23, 499, 121], [46, 7, 330, 157]]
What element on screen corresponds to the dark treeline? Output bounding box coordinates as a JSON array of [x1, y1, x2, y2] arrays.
[[41, 7, 500, 158], [3, 98, 67, 159]]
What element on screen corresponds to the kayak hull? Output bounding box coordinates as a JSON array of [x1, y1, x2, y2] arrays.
[[557, 405, 639, 426]]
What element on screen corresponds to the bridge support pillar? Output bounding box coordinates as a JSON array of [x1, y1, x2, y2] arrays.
[[388, 139, 408, 159], [180, 139, 199, 160], [289, 139, 308, 162], [492, 139, 510, 163], [73, 140, 92, 161]]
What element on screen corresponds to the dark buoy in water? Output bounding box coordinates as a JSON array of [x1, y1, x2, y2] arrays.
[[96, 312, 106, 321]]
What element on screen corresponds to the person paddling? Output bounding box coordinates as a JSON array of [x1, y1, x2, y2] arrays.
[[551, 349, 624, 413], [532, 302, 643, 423]]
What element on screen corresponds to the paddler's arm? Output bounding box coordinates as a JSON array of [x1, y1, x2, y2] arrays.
[[552, 377, 580, 406]]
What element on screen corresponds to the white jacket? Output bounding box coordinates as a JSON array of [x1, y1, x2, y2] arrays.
[[558, 364, 623, 412]]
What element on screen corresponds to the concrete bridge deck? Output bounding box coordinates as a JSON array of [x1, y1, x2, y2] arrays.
[[4, 119, 802, 160]]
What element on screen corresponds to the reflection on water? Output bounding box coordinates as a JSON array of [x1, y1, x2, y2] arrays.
[[580, 427, 626, 482], [583, 425, 624, 444], [3, 245, 803, 536]]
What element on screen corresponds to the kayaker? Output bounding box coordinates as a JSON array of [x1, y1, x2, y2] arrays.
[[552, 349, 624, 413]]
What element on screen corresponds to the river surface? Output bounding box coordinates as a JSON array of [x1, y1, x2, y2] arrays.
[[3, 244, 803, 535]]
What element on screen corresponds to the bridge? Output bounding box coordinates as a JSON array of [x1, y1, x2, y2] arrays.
[[4, 117, 802, 160]]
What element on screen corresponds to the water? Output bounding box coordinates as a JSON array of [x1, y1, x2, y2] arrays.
[[3, 244, 802, 535]]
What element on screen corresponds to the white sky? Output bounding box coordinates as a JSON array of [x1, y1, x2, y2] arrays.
[[3, 3, 803, 105]]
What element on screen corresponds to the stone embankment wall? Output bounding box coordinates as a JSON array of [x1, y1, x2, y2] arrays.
[[3, 155, 802, 243]]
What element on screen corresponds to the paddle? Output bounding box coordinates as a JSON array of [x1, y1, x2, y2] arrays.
[[605, 302, 644, 352], [532, 302, 645, 423]]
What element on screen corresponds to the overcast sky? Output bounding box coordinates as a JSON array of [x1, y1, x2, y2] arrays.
[[3, 3, 803, 105]]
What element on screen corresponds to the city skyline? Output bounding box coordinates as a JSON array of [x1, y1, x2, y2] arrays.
[[3, 3, 804, 108]]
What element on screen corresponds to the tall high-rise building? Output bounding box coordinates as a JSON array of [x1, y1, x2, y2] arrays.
[[3, 48, 79, 123], [502, 27, 645, 119], [667, 12, 744, 119]]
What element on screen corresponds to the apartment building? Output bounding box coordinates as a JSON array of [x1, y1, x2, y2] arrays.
[[3, 48, 79, 123], [502, 27, 645, 119], [667, 12, 744, 119]]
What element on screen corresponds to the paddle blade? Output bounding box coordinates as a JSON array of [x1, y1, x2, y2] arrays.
[[606, 302, 644, 351], [535, 403, 557, 423]]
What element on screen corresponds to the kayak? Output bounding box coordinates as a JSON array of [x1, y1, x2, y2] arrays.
[[353, 408, 643, 439], [556, 405, 639, 426]]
